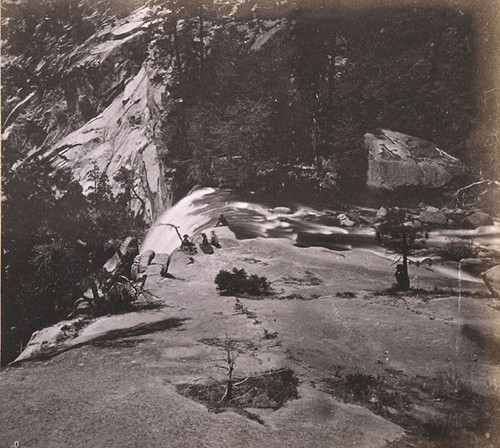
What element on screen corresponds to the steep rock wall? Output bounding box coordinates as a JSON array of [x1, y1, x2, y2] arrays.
[[23, 7, 174, 223]]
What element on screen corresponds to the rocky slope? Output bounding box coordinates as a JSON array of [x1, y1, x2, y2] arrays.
[[2, 226, 499, 447]]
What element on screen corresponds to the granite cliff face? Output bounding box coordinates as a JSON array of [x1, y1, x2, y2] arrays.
[[8, 6, 172, 223], [3, 1, 481, 220], [3, 4, 306, 222]]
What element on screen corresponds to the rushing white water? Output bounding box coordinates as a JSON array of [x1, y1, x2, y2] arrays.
[[141, 188, 218, 254], [140, 186, 500, 287], [140, 187, 356, 254]]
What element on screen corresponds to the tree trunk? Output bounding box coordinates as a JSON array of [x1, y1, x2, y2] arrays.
[[402, 251, 410, 290], [199, 10, 204, 77], [172, 20, 182, 73], [401, 226, 410, 290]]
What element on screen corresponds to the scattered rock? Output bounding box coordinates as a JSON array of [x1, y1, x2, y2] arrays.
[[119, 237, 139, 259], [272, 206, 293, 214], [103, 252, 121, 274], [418, 210, 448, 226], [337, 213, 355, 227], [131, 250, 156, 280], [346, 211, 361, 224], [375, 206, 388, 221], [358, 214, 377, 225], [70, 298, 92, 317], [425, 206, 440, 213], [315, 214, 341, 226]]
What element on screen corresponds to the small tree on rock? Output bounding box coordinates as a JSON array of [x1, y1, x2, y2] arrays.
[[375, 208, 427, 291]]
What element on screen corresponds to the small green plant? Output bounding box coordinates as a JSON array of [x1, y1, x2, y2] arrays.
[[215, 268, 271, 296]]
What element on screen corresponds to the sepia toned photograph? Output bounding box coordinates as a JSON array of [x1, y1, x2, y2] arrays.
[[1, 0, 499, 446]]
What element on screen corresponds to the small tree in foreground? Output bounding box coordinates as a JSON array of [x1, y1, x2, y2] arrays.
[[376, 209, 427, 291]]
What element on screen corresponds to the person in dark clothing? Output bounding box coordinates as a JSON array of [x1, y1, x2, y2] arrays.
[[180, 234, 197, 255], [215, 214, 228, 227], [210, 231, 221, 249], [199, 233, 214, 254], [395, 264, 409, 290]]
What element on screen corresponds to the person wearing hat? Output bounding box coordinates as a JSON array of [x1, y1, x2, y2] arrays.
[[180, 234, 197, 255]]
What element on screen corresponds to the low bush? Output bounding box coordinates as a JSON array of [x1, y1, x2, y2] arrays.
[[215, 268, 271, 296], [438, 239, 476, 262]]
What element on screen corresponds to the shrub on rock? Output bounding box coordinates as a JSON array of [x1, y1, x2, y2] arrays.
[[215, 268, 271, 296], [438, 239, 476, 262]]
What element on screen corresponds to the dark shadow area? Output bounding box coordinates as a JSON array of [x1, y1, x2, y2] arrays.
[[92, 337, 147, 348], [323, 369, 498, 448], [462, 324, 500, 364], [10, 318, 188, 365], [87, 317, 188, 343]]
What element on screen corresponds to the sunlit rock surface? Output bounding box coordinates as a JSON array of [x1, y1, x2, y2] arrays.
[[366, 129, 468, 191]]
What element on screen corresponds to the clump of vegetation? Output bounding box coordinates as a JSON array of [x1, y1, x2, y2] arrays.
[[215, 268, 271, 296], [1, 160, 145, 366], [336, 291, 356, 298], [421, 413, 460, 442], [324, 371, 412, 415], [96, 274, 138, 315], [438, 238, 477, 262], [177, 368, 299, 417]]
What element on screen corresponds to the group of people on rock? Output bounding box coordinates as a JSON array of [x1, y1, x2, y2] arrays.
[[180, 214, 227, 256]]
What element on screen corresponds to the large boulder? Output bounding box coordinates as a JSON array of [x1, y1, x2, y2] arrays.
[[103, 237, 139, 275], [482, 265, 500, 297], [462, 212, 494, 229], [365, 130, 467, 191], [130, 250, 156, 280]]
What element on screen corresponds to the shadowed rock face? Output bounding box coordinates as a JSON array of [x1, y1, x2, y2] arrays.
[[366, 129, 468, 191]]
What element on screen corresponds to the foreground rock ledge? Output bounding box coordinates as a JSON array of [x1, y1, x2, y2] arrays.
[[2, 228, 498, 448]]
